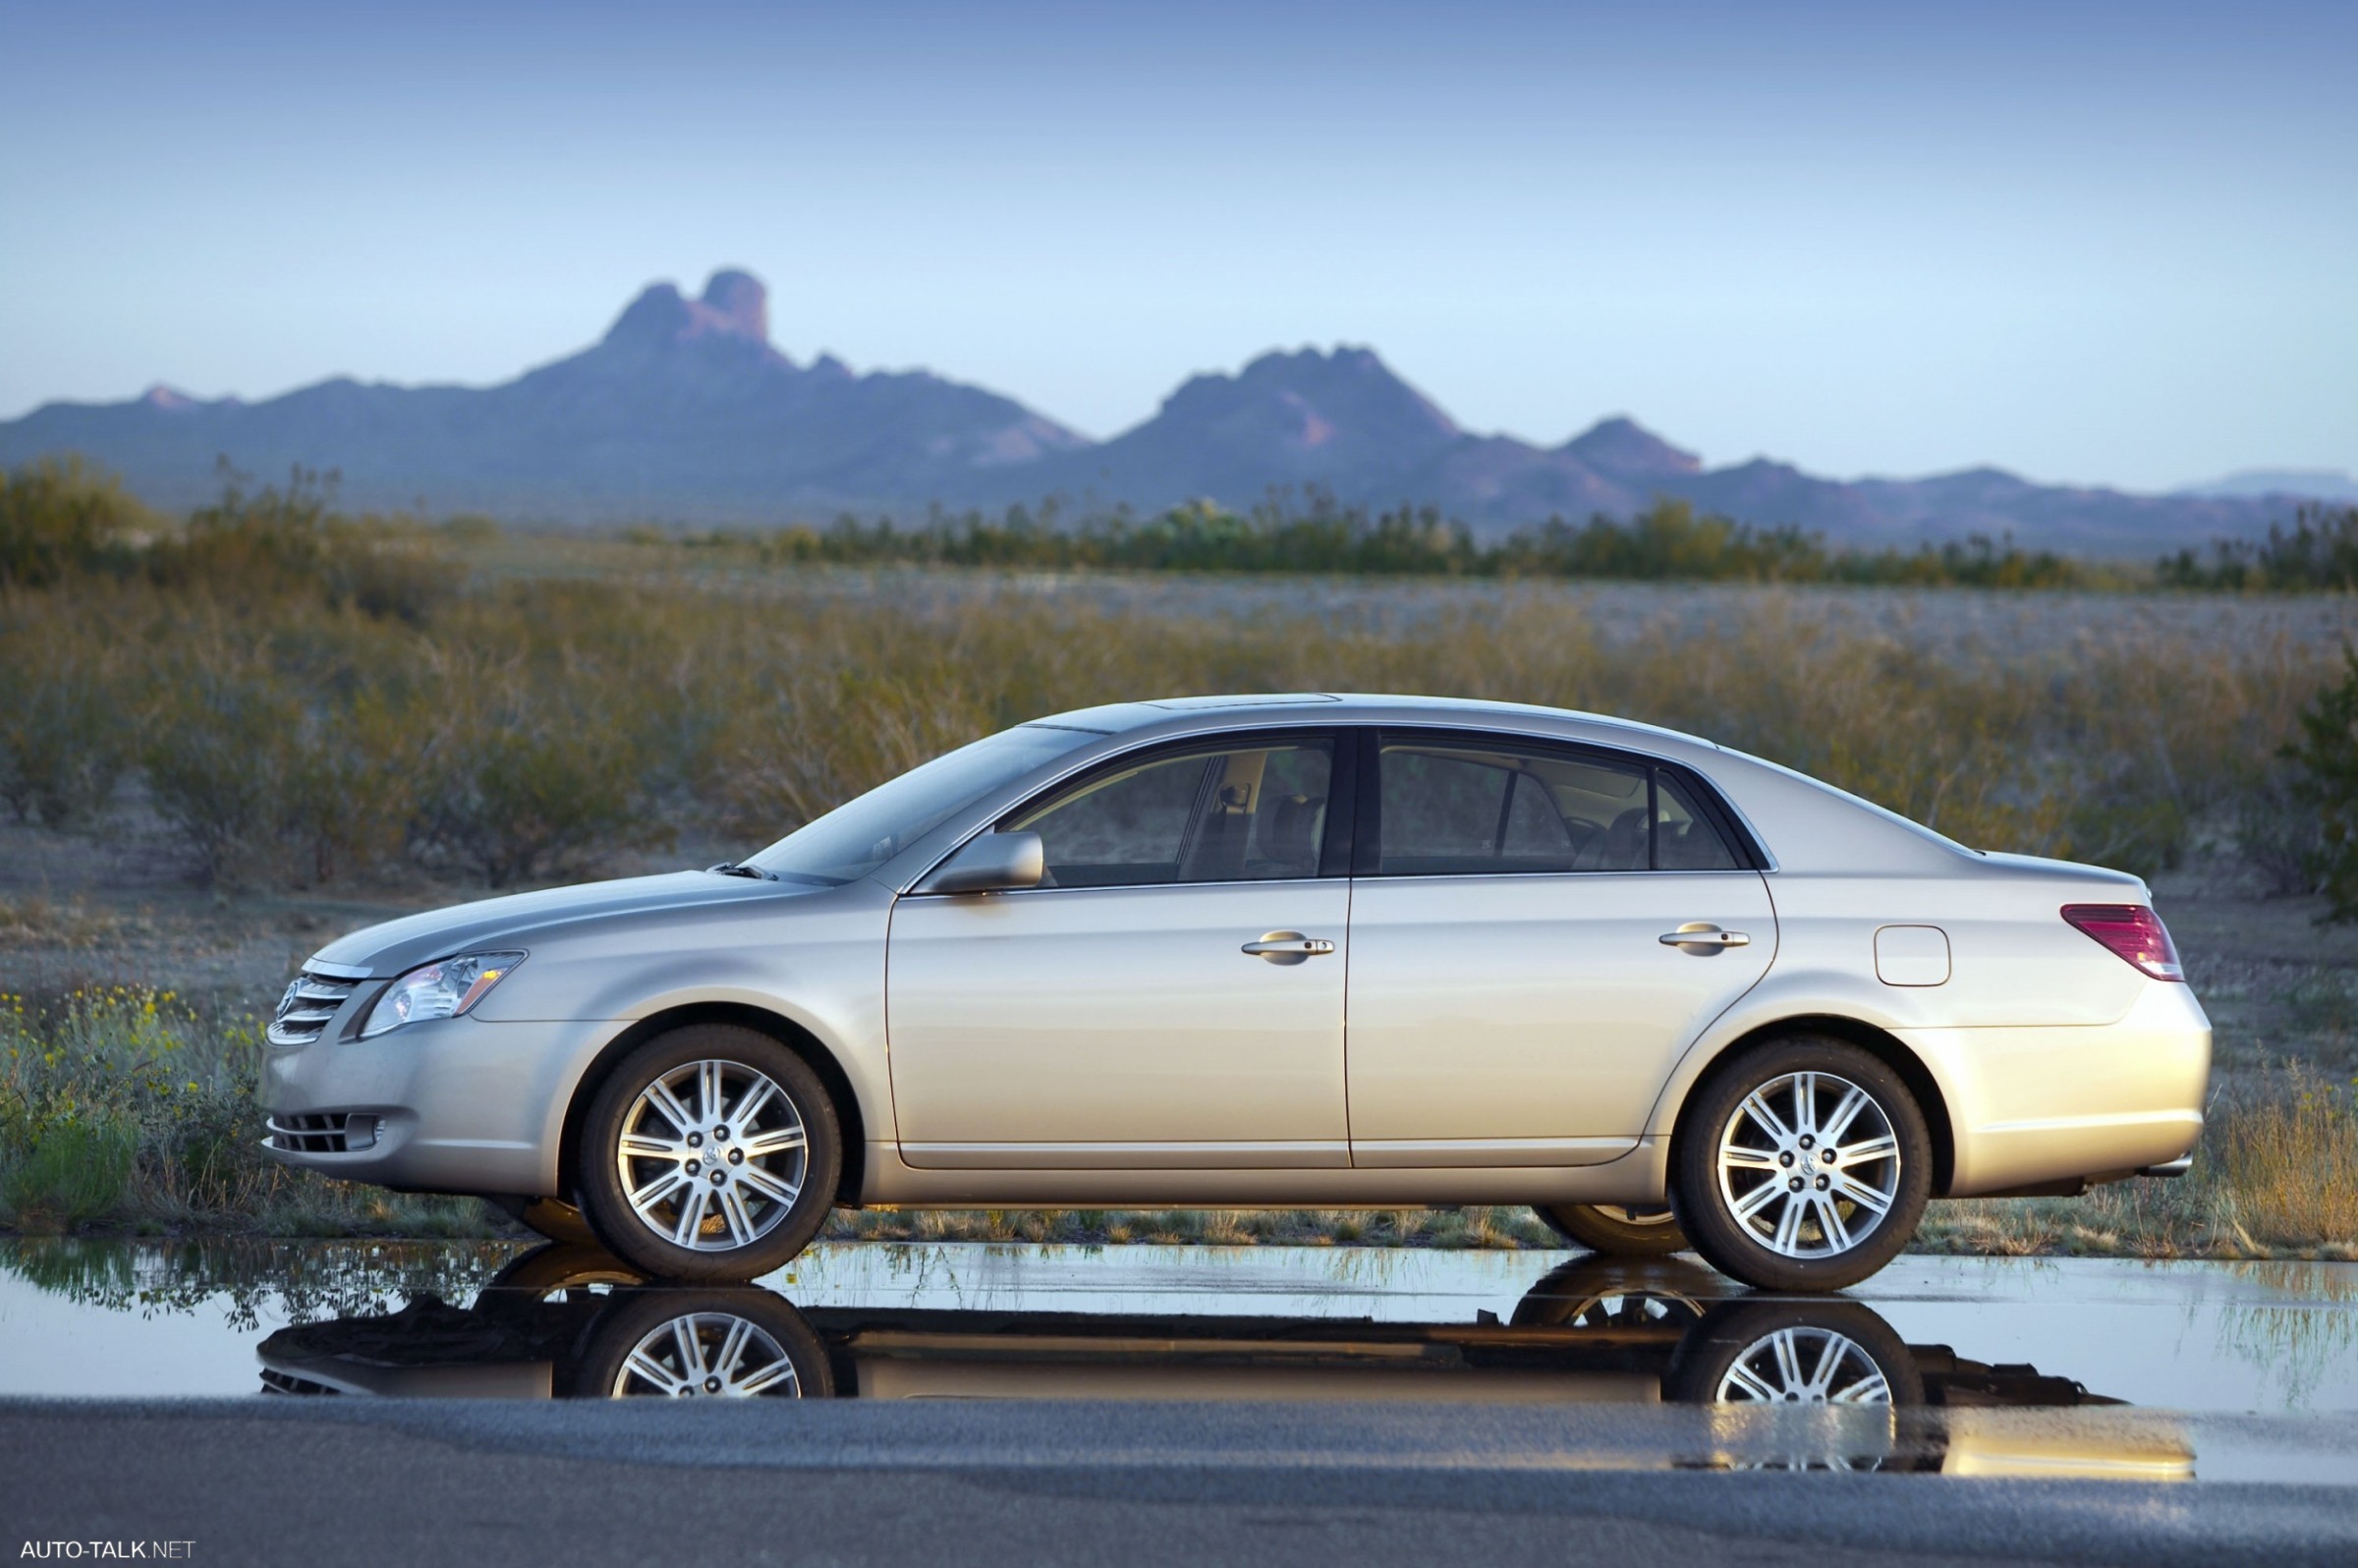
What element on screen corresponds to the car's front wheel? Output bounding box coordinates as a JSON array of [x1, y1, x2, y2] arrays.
[[1672, 1036, 1931, 1292], [576, 1025, 841, 1283]]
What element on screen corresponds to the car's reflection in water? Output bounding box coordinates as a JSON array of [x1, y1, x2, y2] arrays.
[[257, 1247, 2193, 1478]]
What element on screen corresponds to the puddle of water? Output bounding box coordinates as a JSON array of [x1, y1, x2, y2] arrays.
[[2, 1238, 2353, 1483]]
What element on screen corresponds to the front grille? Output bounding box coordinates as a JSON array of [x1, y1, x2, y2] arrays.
[[267, 1111, 375, 1153], [267, 971, 360, 1047]]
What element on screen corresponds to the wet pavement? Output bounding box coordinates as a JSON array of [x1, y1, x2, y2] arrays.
[[4, 1242, 2356, 1462], [6, 1242, 2357, 1564]]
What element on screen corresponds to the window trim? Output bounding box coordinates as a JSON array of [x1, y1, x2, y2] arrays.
[[989, 726, 1359, 890], [1354, 726, 1768, 877]]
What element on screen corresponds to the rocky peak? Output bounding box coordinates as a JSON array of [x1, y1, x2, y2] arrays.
[[600, 270, 774, 351], [1562, 415, 1702, 478]]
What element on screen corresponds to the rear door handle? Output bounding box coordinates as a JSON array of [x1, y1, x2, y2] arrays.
[[1243, 931, 1336, 962], [1659, 924, 1750, 950]]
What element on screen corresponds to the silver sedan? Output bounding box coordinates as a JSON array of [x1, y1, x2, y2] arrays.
[[260, 694, 2211, 1291]]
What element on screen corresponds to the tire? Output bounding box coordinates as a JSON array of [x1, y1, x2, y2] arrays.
[[572, 1287, 832, 1399], [1534, 1202, 1690, 1257], [490, 1196, 601, 1246], [1671, 1036, 1931, 1292], [575, 1025, 842, 1284], [1509, 1255, 1720, 1330], [484, 1242, 646, 1297]]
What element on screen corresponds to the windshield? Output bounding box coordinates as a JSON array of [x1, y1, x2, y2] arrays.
[[746, 724, 1098, 884]]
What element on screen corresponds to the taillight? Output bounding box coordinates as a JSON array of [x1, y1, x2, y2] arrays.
[[2061, 904, 2184, 981]]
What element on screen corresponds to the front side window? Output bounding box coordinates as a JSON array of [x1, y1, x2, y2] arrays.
[[1374, 737, 1741, 874], [1008, 738, 1334, 888]]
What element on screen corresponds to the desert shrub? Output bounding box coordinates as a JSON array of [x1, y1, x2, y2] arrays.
[[138, 651, 307, 885], [728, 495, 2106, 587], [145, 465, 338, 603], [2235, 762, 2328, 896], [145, 466, 460, 622], [2161, 504, 2358, 592], [136, 613, 424, 885], [408, 642, 676, 886], [0, 601, 134, 826], [320, 526, 462, 625], [0, 457, 152, 588], [2284, 646, 2358, 922]]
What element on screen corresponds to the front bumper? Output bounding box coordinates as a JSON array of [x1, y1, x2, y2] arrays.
[[260, 1013, 626, 1196]]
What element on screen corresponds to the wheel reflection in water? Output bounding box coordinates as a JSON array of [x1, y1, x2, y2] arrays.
[[610, 1311, 805, 1398], [1713, 1325, 1893, 1406]]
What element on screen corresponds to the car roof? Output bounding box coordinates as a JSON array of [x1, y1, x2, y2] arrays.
[[1033, 693, 1720, 753], [1019, 692, 1998, 878]]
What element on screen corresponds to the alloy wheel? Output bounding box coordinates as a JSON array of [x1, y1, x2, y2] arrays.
[[614, 1058, 809, 1252], [1714, 1070, 1900, 1259]]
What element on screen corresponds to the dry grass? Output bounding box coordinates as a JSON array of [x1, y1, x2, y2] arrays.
[[0, 894, 146, 950], [3, 561, 2343, 890], [1917, 1068, 2358, 1260]]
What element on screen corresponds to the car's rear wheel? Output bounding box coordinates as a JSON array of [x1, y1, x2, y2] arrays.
[[1671, 1036, 1931, 1292], [1664, 1299, 1922, 1408], [1534, 1203, 1690, 1256], [573, 1288, 832, 1399], [576, 1025, 841, 1283]]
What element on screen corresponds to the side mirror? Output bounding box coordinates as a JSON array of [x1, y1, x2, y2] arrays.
[[921, 831, 1045, 895]]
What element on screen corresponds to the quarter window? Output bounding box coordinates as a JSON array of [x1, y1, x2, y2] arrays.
[[1656, 769, 1743, 870], [1009, 739, 1334, 888], [1374, 738, 1742, 874]]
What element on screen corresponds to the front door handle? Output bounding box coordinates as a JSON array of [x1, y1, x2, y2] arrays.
[[1243, 931, 1337, 964], [1659, 924, 1750, 951]]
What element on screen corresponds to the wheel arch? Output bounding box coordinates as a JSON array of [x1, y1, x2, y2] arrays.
[[557, 1002, 870, 1207], [1665, 1014, 1956, 1198]]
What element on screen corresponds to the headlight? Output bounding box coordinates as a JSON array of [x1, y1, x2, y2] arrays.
[[361, 952, 525, 1038]]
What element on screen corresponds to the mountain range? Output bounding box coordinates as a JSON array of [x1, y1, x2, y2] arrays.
[[0, 269, 2319, 553]]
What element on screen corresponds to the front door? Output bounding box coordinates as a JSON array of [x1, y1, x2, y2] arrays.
[[888, 732, 1351, 1168], [1344, 732, 1776, 1166]]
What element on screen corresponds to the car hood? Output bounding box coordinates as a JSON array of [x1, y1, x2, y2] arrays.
[[308, 870, 830, 978]]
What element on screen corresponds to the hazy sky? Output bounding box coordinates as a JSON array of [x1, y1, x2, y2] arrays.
[[3, 0, 2351, 489]]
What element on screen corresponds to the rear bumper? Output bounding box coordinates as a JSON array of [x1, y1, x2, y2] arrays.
[[1901, 980, 2213, 1198], [259, 1014, 626, 1196]]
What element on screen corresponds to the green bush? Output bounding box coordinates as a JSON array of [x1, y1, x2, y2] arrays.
[[0, 1113, 138, 1233], [0, 457, 151, 587]]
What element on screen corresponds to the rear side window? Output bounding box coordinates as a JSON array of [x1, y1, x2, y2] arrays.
[[1373, 736, 1744, 875], [1008, 738, 1335, 888]]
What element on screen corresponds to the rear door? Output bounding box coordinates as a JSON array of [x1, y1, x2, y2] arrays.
[[1344, 730, 1775, 1165]]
